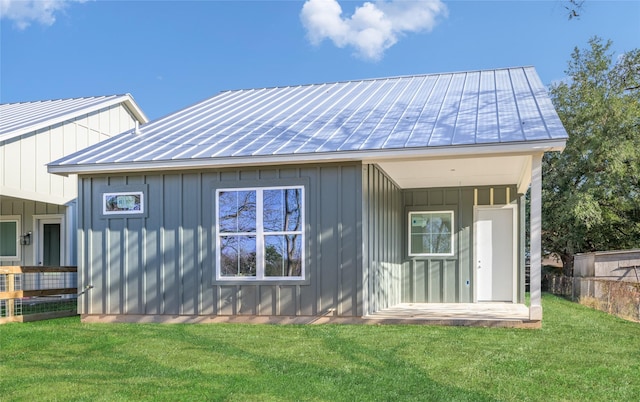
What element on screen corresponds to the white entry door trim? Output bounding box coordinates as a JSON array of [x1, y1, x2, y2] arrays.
[[32, 214, 65, 266], [473, 205, 518, 303]]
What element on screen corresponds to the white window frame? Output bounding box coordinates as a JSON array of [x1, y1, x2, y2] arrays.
[[0, 215, 21, 261], [103, 191, 144, 215], [408, 210, 455, 257], [215, 185, 305, 281]]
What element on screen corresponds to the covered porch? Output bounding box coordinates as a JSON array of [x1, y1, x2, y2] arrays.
[[367, 150, 547, 322]]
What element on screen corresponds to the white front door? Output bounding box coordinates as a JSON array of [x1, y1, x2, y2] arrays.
[[475, 206, 517, 302]]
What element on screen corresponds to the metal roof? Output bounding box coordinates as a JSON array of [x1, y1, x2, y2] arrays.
[[0, 94, 148, 142], [48, 67, 567, 174]]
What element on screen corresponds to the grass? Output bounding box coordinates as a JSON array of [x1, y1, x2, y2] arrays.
[[1, 293, 638, 401]]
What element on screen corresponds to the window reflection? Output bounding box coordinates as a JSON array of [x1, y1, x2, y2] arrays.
[[218, 190, 256, 233], [219, 235, 257, 277], [409, 211, 453, 255], [264, 235, 302, 277], [263, 189, 301, 232], [217, 186, 304, 280]]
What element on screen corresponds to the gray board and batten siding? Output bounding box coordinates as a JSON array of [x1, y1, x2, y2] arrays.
[[362, 164, 403, 315], [401, 186, 524, 305], [78, 163, 365, 318], [78, 161, 524, 319]]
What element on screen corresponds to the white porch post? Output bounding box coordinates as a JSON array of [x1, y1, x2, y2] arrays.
[[529, 154, 543, 320]]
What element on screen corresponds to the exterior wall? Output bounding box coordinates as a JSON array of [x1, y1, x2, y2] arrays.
[[0, 104, 138, 205], [77, 163, 364, 317], [400, 186, 522, 303], [362, 164, 402, 315], [0, 196, 68, 266]]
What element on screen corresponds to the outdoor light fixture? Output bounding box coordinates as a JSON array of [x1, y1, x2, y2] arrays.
[[20, 232, 31, 245]]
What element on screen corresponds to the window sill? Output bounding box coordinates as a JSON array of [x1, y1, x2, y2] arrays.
[[213, 278, 310, 286]]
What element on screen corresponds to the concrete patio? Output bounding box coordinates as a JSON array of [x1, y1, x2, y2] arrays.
[[363, 303, 538, 328]]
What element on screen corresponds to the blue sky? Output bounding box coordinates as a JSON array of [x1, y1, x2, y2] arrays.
[[1, 0, 639, 120]]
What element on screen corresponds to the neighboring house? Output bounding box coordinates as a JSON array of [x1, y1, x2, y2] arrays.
[[49, 67, 567, 323], [0, 95, 147, 267]]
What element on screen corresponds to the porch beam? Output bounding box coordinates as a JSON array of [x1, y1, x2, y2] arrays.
[[529, 153, 543, 320]]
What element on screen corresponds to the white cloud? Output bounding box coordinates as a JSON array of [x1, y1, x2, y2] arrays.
[[300, 0, 448, 61], [0, 0, 87, 30]]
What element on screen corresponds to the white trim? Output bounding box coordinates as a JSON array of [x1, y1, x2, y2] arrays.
[[215, 185, 305, 281], [103, 191, 144, 215], [120, 96, 149, 125], [48, 139, 567, 176], [473, 204, 518, 303], [529, 154, 543, 319], [0, 215, 21, 261], [64, 202, 77, 266], [32, 214, 66, 266], [408, 211, 455, 257]]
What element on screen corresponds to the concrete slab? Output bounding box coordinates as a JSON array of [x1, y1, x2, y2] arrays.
[[364, 303, 538, 328], [81, 303, 540, 328]]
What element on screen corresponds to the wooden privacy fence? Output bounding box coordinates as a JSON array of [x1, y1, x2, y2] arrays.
[[0, 266, 78, 324], [547, 275, 640, 322], [544, 249, 640, 322]]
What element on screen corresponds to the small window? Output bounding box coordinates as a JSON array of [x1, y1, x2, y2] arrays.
[[103, 191, 144, 215], [409, 211, 454, 256], [0, 216, 20, 261], [216, 186, 304, 281]]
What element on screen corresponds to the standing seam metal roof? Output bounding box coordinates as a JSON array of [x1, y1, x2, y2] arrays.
[[0, 94, 148, 142], [49, 67, 567, 170]]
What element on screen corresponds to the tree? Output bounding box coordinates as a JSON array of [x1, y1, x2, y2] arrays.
[[543, 37, 640, 275]]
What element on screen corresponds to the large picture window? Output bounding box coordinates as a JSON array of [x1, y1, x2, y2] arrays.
[[409, 211, 454, 257], [0, 216, 20, 261], [216, 186, 304, 281]]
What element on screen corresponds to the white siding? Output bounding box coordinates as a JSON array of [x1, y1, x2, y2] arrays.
[[0, 104, 138, 205]]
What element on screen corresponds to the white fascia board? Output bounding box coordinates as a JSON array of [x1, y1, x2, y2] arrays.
[[120, 95, 149, 124], [1, 95, 148, 142], [48, 139, 567, 176]]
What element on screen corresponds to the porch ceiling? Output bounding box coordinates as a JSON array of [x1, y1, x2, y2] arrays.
[[376, 154, 532, 191]]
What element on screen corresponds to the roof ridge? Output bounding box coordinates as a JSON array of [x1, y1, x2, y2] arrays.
[[218, 66, 536, 94], [145, 67, 537, 126]]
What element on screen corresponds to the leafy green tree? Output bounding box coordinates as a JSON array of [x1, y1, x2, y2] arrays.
[[544, 37, 640, 275]]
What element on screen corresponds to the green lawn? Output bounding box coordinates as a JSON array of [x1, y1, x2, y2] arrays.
[[1, 294, 638, 402]]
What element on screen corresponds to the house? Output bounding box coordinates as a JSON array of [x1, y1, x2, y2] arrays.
[[0, 95, 147, 268], [48, 68, 567, 325]]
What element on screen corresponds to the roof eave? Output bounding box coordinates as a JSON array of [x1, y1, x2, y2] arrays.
[[48, 139, 567, 177], [121, 94, 149, 124]]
